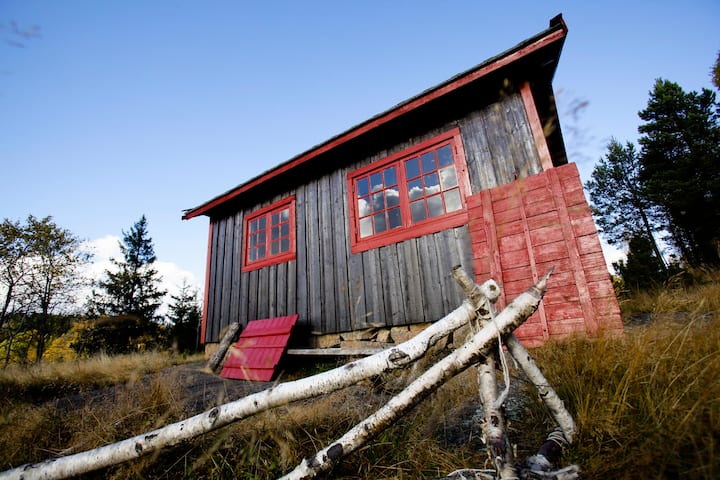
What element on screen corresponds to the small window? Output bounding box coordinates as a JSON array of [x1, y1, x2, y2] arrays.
[[348, 128, 469, 253], [242, 196, 296, 271]]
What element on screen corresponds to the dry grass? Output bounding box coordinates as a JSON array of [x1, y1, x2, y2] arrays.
[[526, 313, 719, 479], [1, 275, 719, 478], [619, 267, 720, 317], [0, 351, 203, 402]]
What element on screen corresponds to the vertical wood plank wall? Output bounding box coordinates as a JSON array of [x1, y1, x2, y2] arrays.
[[467, 162, 623, 346], [203, 93, 544, 343]]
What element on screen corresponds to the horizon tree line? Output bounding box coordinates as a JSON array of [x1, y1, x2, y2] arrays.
[[0, 214, 201, 364]]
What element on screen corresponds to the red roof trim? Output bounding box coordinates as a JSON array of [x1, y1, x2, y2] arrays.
[[183, 19, 567, 220]]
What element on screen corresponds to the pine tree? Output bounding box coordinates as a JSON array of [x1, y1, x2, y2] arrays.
[[93, 216, 167, 322], [638, 79, 720, 266], [613, 233, 667, 292], [585, 139, 666, 269], [167, 281, 201, 353]]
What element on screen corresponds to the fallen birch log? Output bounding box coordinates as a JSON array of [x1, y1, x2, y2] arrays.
[[0, 299, 480, 480], [280, 272, 549, 480]]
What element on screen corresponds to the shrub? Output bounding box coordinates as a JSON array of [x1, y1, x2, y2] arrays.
[[71, 315, 168, 356]]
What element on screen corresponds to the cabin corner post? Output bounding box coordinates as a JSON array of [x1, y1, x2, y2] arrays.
[[200, 220, 214, 347], [520, 81, 554, 172]]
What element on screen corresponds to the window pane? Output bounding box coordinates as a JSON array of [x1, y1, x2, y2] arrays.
[[280, 208, 290, 222], [384, 166, 397, 186], [258, 232, 266, 244], [373, 213, 387, 233], [271, 226, 279, 240], [370, 172, 384, 192], [357, 177, 369, 198], [271, 213, 279, 226], [270, 241, 279, 255], [257, 246, 266, 259], [439, 165, 458, 190], [386, 186, 400, 208], [359, 217, 373, 238], [258, 217, 266, 230], [444, 188, 462, 213], [408, 178, 423, 200], [411, 200, 426, 222], [388, 207, 402, 229], [437, 144, 453, 167], [281, 223, 289, 237], [249, 220, 258, 233], [423, 172, 440, 195], [249, 249, 256, 262], [358, 197, 370, 217], [281, 237, 290, 252], [372, 191, 385, 212], [249, 235, 257, 247], [427, 195, 444, 218], [405, 157, 420, 179], [421, 151, 436, 173]]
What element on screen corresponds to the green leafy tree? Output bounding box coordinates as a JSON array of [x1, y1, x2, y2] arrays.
[[24, 216, 90, 362], [0, 219, 33, 331], [585, 139, 666, 269], [167, 281, 201, 353], [92, 215, 167, 322], [638, 79, 720, 266], [0, 216, 90, 363]]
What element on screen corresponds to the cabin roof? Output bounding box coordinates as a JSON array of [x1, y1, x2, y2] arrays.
[[183, 15, 568, 221]]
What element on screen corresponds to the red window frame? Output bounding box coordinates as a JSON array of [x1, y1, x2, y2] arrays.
[[242, 196, 296, 272], [347, 128, 470, 253]]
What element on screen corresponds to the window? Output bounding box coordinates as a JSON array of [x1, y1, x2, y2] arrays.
[[348, 128, 469, 252], [242, 196, 296, 271]]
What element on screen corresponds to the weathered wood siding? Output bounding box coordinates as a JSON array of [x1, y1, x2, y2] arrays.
[[203, 93, 542, 343]]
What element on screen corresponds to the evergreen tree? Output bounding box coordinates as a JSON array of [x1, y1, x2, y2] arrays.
[[93, 215, 167, 322], [585, 139, 666, 268], [167, 281, 201, 353], [638, 79, 720, 266], [613, 233, 667, 292]]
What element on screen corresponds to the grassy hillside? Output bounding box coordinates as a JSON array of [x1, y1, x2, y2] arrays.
[[0, 275, 718, 479]]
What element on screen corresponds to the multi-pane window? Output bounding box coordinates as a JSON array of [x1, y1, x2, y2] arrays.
[[243, 196, 296, 271], [348, 129, 469, 252]]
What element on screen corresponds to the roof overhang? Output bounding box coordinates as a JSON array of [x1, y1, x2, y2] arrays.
[[183, 15, 567, 220]]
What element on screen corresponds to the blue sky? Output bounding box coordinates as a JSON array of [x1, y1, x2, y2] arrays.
[[1, 1, 719, 300]]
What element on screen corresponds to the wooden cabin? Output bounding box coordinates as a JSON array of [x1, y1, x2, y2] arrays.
[[183, 15, 623, 354]]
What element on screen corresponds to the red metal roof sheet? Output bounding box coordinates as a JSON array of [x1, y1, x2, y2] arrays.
[[220, 314, 298, 381]]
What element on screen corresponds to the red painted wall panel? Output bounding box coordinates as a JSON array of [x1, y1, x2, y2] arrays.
[[467, 163, 623, 345]]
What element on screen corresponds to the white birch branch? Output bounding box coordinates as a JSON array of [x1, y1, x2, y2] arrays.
[[0, 300, 479, 480], [280, 274, 549, 480], [452, 267, 576, 444], [504, 335, 576, 443], [453, 266, 517, 478]]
